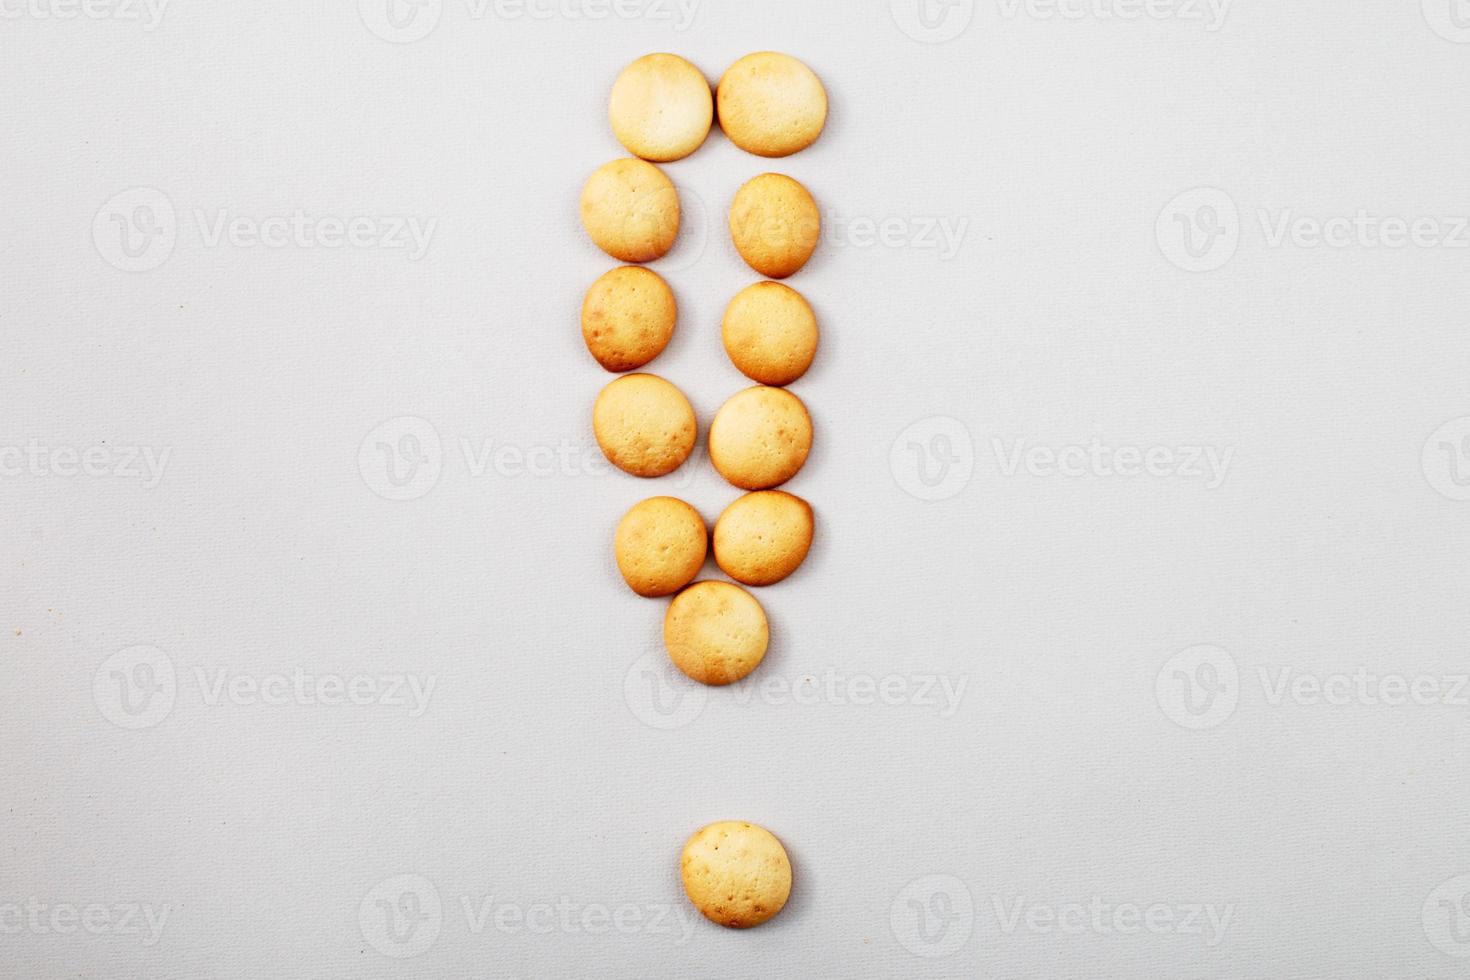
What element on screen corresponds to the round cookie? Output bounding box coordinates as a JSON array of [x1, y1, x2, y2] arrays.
[[581, 158, 680, 263], [593, 374, 697, 478], [680, 821, 792, 929], [716, 52, 827, 158], [663, 581, 768, 686], [615, 496, 707, 597], [609, 53, 713, 162], [707, 386, 813, 490], [722, 281, 818, 386], [729, 174, 820, 279], [713, 491, 814, 587], [582, 266, 677, 372]]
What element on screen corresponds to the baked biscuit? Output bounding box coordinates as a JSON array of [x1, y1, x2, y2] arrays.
[[663, 581, 768, 686], [615, 496, 707, 597], [716, 52, 827, 158], [729, 174, 820, 279], [713, 491, 814, 587], [707, 386, 813, 490], [680, 821, 792, 929], [609, 53, 714, 163], [593, 374, 697, 478], [581, 158, 680, 263], [721, 281, 818, 386], [582, 266, 677, 372]]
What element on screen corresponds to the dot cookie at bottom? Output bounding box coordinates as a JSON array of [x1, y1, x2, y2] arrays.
[[680, 821, 792, 929]]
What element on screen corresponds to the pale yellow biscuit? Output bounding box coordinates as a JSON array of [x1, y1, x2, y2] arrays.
[[680, 821, 792, 929], [707, 386, 813, 490], [609, 54, 714, 162], [663, 581, 768, 686], [593, 374, 697, 478], [713, 491, 814, 587], [721, 281, 818, 386], [581, 158, 680, 263], [716, 52, 827, 158], [614, 496, 707, 598], [582, 266, 677, 372], [729, 174, 820, 279]]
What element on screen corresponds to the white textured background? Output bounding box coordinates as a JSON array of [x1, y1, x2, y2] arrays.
[[5, 0, 1470, 976]]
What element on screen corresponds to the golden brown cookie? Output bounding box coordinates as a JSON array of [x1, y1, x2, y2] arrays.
[[680, 821, 792, 929], [716, 52, 827, 158], [609, 53, 714, 163], [707, 386, 813, 490], [721, 282, 818, 386], [582, 266, 677, 372], [593, 374, 697, 478], [615, 496, 707, 597], [663, 581, 768, 686], [713, 491, 814, 587], [729, 174, 820, 279], [581, 158, 680, 263]]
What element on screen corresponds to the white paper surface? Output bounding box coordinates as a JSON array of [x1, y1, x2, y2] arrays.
[[5, 0, 1470, 976]]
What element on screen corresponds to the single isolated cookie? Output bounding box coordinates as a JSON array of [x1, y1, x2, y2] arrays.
[[615, 496, 707, 597], [581, 158, 680, 263], [708, 386, 813, 490], [729, 174, 820, 279], [609, 53, 714, 162], [582, 266, 677, 372], [663, 581, 768, 686], [713, 491, 814, 587], [722, 281, 818, 386], [717, 52, 827, 158], [681, 821, 793, 929], [593, 374, 697, 478]]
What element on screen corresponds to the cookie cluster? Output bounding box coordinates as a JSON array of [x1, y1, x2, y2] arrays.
[[579, 51, 828, 932]]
